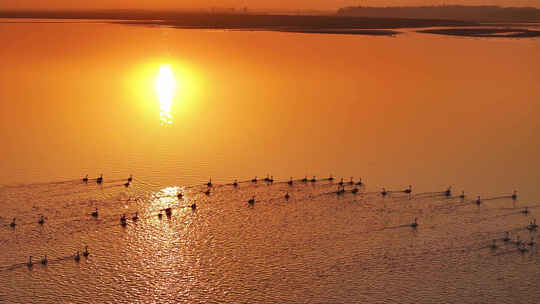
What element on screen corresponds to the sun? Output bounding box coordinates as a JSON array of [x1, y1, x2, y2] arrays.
[[156, 65, 175, 125]]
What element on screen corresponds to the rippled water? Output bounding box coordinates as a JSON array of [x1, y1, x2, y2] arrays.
[[1, 177, 538, 303], [1, 20, 540, 303]]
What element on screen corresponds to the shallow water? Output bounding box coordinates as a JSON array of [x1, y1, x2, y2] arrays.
[[0, 20, 540, 303]]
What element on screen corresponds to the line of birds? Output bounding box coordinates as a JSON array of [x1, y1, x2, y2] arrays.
[[82, 174, 132, 187], [79, 174, 518, 207], [24, 246, 90, 268], [200, 176, 518, 204]]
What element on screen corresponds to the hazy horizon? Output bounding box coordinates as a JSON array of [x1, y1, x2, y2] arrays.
[[1, 1, 539, 12]]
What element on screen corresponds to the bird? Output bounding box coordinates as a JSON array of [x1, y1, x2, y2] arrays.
[[459, 191, 465, 199], [527, 219, 538, 231], [519, 244, 529, 253], [404, 185, 412, 194], [132, 212, 139, 221], [248, 196, 255, 205], [337, 186, 345, 195], [96, 174, 103, 184], [74, 251, 81, 261], [124, 181, 130, 188], [165, 207, 172, 217], [83, 246, 89, 257], [83, 174, 89, 183], [158, 211, 163, 219], [177, 192, 183, 199], [528, 237, 535, 246], [91, 208, 98, 217], [351, 187, 359, 194], [27, 256, 33, 267], [381, 188, 388, 196], [204, 188, 211, 195], [268, 176, 274, 183], [503, 232, 511, 242], [301, 176, 308, 183], [516, 235, 522, 246], [310, 176, 316, 183], [338, 178, 344, 186], [120, 214, 127, 226], [285, 192, 290, 200], [233, 180, 238, 188], [444, 186, 452, 197], [127, 174, 133, 183], [490, 240, 497, 249], [264, 174, 270, 182], [348, 177, 354, 185], [522, 207, 529, 215], [355, 178, 363, 186], [512, 190, 518, 200], [41, 255, 48, 265], [191, 202, 197, 210], [410, 218, 418, 228], [287, 177, 293, 186], [206, 178, 212, 187], [10, 218, 16, 228], [38, 215, 45, 225], [475, 196, 481, 205], [251, 176, 257, 183], [328, 174, 334, 181]]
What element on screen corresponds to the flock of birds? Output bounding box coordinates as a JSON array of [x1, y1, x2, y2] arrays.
[[23, 246, 90, 268], [4, 173, 531, 269]]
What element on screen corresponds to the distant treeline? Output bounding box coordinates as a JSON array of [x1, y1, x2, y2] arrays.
[[337, 5, 540, 22]]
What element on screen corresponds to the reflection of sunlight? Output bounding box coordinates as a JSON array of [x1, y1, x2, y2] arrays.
[[127, 60, 201, 126], [152, 186, 182, 209], [156, 65, 175, 125], [132, 185, 192, 276]]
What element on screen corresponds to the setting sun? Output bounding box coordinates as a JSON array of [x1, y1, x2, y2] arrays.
[[156, 65, 175, 125]]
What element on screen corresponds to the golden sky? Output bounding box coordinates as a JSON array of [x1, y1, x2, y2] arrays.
[[1, 0, 539, 11]]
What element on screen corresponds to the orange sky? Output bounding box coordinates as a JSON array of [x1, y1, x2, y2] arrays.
[[1, 0, 539, 11]]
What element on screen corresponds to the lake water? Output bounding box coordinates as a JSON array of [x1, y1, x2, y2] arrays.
[[1, 20, 540, 303]]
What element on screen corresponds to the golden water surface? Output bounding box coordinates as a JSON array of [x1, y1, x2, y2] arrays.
[[0, 20, 539, 303]]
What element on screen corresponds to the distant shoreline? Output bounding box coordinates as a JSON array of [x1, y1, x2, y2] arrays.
[[0, 11, 470, 37], [338, 5, 540, 23], [0, 10, 474, 29], [418, 28, 540, 38], [1, 11, 539, 38]]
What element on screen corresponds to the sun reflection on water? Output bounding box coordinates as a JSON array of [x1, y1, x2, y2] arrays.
[[156, 65, 175, 125], [151, 186, 182, 209]]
